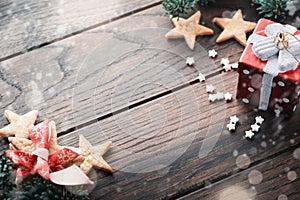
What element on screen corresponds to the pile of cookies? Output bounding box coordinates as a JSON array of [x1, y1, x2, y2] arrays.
[[0, 110, 113, 184]]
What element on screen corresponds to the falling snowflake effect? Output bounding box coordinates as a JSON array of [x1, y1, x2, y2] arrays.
[[248, 170, 263, 185], [236, 154, 251, 169]]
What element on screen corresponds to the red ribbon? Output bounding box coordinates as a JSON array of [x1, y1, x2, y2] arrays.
[[6, 120, 81, 183]]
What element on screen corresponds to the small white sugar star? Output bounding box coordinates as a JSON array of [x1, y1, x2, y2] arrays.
[[223, 64, 232, 72], [208, 49, 218, 58], [230, 115, 239, 124], [206, 84, 215, 93], [251, 123, 260, 132], [216, 92, 224, 100], [186, 57, 195, 66], [220, 58, 230, 66], [245, 130, 255, 139], [198, 72, 206, 82], [255, 116, 264, 124], [224, 92, 233, 101], [227, 123, 236, 131], [209, 94, 216, 102], [230, 63, 238, 69]]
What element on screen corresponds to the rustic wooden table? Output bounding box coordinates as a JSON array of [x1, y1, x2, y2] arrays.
[[1, 0, 300, 199]]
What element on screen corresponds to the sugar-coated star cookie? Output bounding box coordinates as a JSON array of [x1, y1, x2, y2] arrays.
[[0, 110, 38, 138], [213, 9, 256, 46], [75, 135, 113, 174], [166, 11, 214, 50]]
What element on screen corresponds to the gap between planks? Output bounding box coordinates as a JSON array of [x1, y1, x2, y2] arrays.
[[0, 1, 163, 63], [57, 69, 222, 137]]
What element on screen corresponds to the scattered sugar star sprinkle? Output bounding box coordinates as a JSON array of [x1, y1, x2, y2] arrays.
[[230, 115, 239, 124], [224, 92, 233, 101], [220, 58, 230, 66], [255, 116, 264, 124], [245, 130, 255, 139], [251, 123, 260, 132], [198, 72, 206, 82], [209, 94, 217, 102], [216, 92, 224, 100], [223, 64, 232, 72], [186, 57, 195, 66], [208, 49, 218, 58], [230, 63, 238, 69], [206, 84, 215, 93], [227, 123, 236, 131]]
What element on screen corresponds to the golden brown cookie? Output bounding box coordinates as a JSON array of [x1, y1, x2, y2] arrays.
[[0, 110, 38, 138], [165, 11, 214, 50], [48, 121, 62, 154], [7, 120, 63, 154], [8, 137, 34, 152], [75, 135, 112, 174], [213, 9, 256, 46]]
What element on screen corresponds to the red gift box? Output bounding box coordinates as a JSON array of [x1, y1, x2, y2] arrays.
[[236, 18, 300, 115]]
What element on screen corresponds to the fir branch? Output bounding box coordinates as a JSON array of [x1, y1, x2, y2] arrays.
[[0, 152, 16, 200], [199, 0, 215, 6], [0, 152, 90, 200], [162, 0, 215, 18], [252, 0, 293, 20], [162, 0, 198, 18]]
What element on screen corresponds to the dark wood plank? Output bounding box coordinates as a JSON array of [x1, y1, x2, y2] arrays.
[[0, 5, 245, 134], [55, 72, 300, 199], [1, 1, 299, 199], [0, 0, 161, 60], [180, 149, 300, 200]]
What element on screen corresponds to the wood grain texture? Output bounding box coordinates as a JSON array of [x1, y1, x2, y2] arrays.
[[55, 72, 300, 199], [1, 1, 300, 200], [0, 0, 161, 60], [0, 5, 245, 134], [180, 150, 300, 200]]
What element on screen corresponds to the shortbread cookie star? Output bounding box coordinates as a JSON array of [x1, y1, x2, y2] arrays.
[[76, 135, 112, 174], [48, 120, 63, 154], [0, 110, 38, 138], [8, 120, 62, 154], [166, 11, 214, 50], [213, 9, 256, 46], [8, 137, 34, 152]]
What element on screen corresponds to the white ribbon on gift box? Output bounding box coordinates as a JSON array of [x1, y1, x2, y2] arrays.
[[247, 23, 300, 111]]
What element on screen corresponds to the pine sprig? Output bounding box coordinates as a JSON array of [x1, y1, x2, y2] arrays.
[[0, 152, 16, 200], [199, 0, 215, 6], [162, 0, 215, 18], [0, 152, 90, 200], [162, 0, 198, 18], [16, 177, 90, 200], [252, 0, 293, 20]]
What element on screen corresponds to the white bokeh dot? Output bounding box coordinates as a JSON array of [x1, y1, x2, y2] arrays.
[[278, 194, 288, 200], [287, 171, 297, 182], [248, 170, 263, 185], [261, 141, 267, 148], [236, 154, 251, 169], [233, 150, 239, 157], [293, 148, 300, 160]]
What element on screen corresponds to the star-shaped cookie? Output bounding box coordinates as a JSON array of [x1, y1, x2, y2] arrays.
[[8, 120, 62, 154], [165, 11, 214, 50], [75, 135, 112, 174], [213, 9, 256, 46], [0, 110, 38, 138]]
